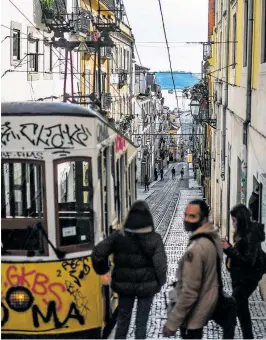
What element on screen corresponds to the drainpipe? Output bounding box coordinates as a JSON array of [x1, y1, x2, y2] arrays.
[[242, 0, 254, 204], [222, 0, 230, 181]]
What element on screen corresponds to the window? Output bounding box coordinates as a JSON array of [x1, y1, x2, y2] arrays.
[[55, 158, 94, 250], [115, 47, 119, 71], [127, 50, 130, 71], [120, 47, 123, 69], [124, 49, 126, 70], [84, 67, 91, 96], [102, 71, 106, 93], [1, 161, 47, 255], [10, 21, 22, 65], [262, 0, 266, 63], [243, 0, 248, 67], [232, 14, 237, 68], [44, 41, 53, 79], [28, 27, 39, 73], [13, 30, 20, 61]]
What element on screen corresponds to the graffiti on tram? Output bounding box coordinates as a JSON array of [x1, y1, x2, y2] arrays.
[[1, 122, 92, 153], [1, 257, 100, 332]]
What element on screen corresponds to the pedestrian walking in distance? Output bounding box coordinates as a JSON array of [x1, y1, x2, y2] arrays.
[[172, 167, 176, 179], [223, 204, 265, 339], [144, 174, 150, 192], [160, 168, 164, 181], [248, 185, 260, 221], [92, 200, 167, 339], [180, 167, 184, 180], [163, 199, 222, 339]]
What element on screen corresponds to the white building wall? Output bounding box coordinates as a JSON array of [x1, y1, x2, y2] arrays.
[[1, 0, 79, 102]]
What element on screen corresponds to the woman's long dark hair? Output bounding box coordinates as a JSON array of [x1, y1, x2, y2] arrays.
[[124, 200, 154, 230], [230, 204, 252, 236]]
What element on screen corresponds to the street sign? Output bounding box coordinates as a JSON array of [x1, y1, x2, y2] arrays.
[[76, 41, 89, 52]]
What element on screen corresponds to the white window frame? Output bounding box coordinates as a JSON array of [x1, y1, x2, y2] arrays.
[[27, 26, 40, 81], [43, 38, 53, 80], [10, 21, 22, 66]]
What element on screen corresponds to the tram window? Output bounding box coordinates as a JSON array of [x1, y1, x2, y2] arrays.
[[55, 158, 94, 250], [1, 160, 46, 254], [1, 162, 44, 218]]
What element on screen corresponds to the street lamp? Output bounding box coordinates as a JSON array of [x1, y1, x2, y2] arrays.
[[190, 98, 200, 119]]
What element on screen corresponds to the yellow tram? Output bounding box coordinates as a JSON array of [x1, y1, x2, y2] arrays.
[[1, 102, 137, 338]]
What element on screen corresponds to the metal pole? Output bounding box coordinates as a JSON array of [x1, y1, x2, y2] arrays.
[[98, 43, 102, 109]]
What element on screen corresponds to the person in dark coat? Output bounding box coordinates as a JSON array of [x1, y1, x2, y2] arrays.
[[92, 200, 167, 339], [160, 168, 164, 181], [223, 204, 265, 339], [144, 174, 150, 192], [171, 167, 175, 179], [248, 185, 260, 221]]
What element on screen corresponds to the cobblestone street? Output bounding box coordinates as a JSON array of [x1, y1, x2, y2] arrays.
[[118, 164, 266, 339]]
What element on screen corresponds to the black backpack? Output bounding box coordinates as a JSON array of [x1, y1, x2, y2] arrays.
[[190, 233, 237, 338]]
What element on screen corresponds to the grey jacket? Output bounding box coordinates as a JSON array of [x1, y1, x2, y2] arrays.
[[166, 223, 223, 330]]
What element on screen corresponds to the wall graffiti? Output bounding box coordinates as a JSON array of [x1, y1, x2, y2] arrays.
[[1, 151, 44, 160], [62, 257, 91, 318], [1, 257, 98, 334], [4, 265, 65, 311], [115, 135, 126, 153], [1, 122, 92, 152]]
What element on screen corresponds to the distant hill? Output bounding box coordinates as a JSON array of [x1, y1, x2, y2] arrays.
[[155, 72, 200, 90]]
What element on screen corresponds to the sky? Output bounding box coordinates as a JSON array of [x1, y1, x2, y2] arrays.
[[123, 0, 209, 73]]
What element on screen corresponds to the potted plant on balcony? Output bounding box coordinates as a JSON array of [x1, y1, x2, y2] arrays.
[[40, 0, 54, 21]]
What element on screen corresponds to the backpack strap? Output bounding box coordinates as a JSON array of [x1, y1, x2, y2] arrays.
[[190, 233, 223, 293]]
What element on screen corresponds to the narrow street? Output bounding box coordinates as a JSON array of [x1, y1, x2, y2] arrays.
[[123, 164, 266, 339]]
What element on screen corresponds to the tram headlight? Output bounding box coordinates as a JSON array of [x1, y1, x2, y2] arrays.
[[6, 286, 34, 312]]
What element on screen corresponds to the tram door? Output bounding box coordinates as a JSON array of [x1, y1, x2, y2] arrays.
[[116, 160, 121, 223], [103, 148, 109, 237]]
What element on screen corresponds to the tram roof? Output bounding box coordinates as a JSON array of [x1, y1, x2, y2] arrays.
[[2, 101, 106, 119], [1, 101, 137, 148]]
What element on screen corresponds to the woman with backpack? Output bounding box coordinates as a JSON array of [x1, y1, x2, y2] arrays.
[[92, 200, 167, 339], [223, 204, 265, 339]]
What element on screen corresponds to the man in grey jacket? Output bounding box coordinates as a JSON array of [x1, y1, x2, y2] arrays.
[[163, 199, 223, 339]]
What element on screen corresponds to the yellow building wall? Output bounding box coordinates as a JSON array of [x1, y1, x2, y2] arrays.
[[235, 0, 244, 86], [252, 0, 261, 89]]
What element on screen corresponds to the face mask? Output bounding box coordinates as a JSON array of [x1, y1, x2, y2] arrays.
[[184, 221, 201, 232]]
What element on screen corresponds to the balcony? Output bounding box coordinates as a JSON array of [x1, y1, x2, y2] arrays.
[[72, 8, 91, 36], [40, 0, 90, 35]]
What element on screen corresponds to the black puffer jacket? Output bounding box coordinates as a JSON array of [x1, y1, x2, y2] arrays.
[[224, 222, 265, 284], [92, 229, 167, 297]]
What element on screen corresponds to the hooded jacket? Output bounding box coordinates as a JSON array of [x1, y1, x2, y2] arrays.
[[166, 223, 222, 331], [224, 222, 265, 284], [91, 225, 167, 298], [248, 192, 259, 221]]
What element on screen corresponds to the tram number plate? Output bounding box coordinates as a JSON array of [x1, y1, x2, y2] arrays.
[[62, 226, 76, 237]]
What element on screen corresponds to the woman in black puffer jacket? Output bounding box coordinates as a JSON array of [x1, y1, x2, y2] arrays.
[[92, 200, 167, 339], [223, 204, 265, 339]]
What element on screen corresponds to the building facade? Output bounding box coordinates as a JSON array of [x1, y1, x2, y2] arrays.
[[208, 0, 266, 295], [132, 65, 164, 184], [1, 0, 84, 102]]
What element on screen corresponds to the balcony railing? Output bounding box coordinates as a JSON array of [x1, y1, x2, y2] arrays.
[[40, 0, 91, 34], [72, 8, 91, 35]]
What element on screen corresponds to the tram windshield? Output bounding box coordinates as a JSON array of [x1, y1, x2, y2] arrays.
[[1, 160, 45, 253]]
